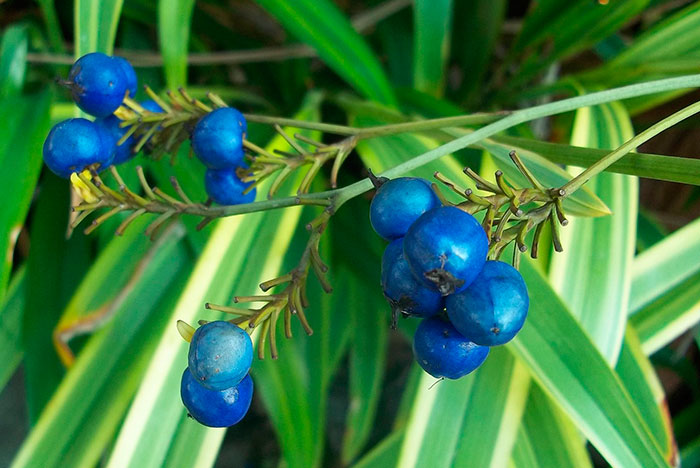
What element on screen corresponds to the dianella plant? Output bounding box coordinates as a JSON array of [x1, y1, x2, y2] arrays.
[[2, 1, 700, 468]]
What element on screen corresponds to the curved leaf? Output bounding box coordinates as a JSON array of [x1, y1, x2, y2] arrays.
[[253, 0, 395, 105]]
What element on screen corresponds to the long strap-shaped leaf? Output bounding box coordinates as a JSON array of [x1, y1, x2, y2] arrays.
[[511, 259, 668, 468], [253, 0, 396, 106], [74, 0, 124, 55], [549, 99, 636, 364]]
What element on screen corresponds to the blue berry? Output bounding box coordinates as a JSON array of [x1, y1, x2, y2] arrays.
[[68, 52, 128, 117], [95, 115, 134, 165], [192, 108, 247, 169], [188, 321, 253, 391], [370, 177, 441, 240], [403, 206, 488, 295], [43, 118, 114, 178], [412, 316, 489, 379], [181, 369, 253, 427], [446, 260, 529, 346], [112, 56, 137, 97], [204, 167, 256, 205], [381, 238, 444, 321]]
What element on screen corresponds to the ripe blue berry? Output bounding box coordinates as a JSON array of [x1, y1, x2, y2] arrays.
[[188, 321, 253, 391], [181, 369, 253, 427], [381, 238, 444, 320], [403, 206, 488, 295], [43, 118, 114, 178], [446, 260, 529, 346], [95, 115, 134, 165], [68, 52, 128, 117], [192, 108, 247, 169], [370, 177, 441, 240], [204, 167, 256, 205], [112, 56, 137, 97], [412, 316, 489, 379]]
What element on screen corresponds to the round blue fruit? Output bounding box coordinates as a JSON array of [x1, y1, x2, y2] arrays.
[[403, 206, 488, 295], [43, 118, 114, 178], [68, 52, 128, 118], [192, 108, 247, 169], [181, 369, 253, 427], [96, 115, 134, 165], [446, 260, 529, 346], [188, 321, 253, 391], [205, 167, 256, 205], [412, 316, 489, 379], [381, 238, 444, 319], [370, 177, 441, 240], [112, 56, 137, 97]]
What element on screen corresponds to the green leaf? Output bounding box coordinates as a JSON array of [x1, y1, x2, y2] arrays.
[[337, 203, 388, 463], [451, 347, 531, 468], [616, 327, 676, 464], [395, 371, 477, 468], [511, 259, 668, 468], [512, 0, 650, 84], [52, 216, 155, 366], [0, 266, 25, 392], [413, 0, 453, 97], [493, 135, 700, 186], [549, 100, 636, 363], [352, 431, 404, 468], [0, 24, 28, 97], [452, 0, 506, 102], [158, 0, 196, 87], [610, 2, 700, 69], [74, 0, 124, 55], [11, 225, 192, 468], [104, 98, 321, 468], [253, 205, 350, 468], [22, 173, 91, 423], [629, 216, 700, 313], [35, 0, 66, 52], [630, 269, 700, 356], [0, 91, 51, 298], [511, 385, 592, 468], [253, 0, 396, 105]]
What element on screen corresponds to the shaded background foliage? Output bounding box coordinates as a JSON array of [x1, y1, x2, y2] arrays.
[[1, 0, 700, 467]]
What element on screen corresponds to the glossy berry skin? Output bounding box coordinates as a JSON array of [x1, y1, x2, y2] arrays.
[[192, 108, 247, 169], [370, 177, 441, 240], [69, 52, 127, 117], [43, 118, 114, 178], [181, 369, 253, 427], [446, 260, 529, 346], [381, 238, 444, 318], [188, 321, 253, 391], [412, 317, 489, 379], [113, 56, 137, 97], [204, 167, 256, 205], [96, 115, 134, 164], [403, 206, 488, 296]]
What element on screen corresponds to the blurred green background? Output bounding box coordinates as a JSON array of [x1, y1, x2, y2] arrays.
[[1, 0, 700, 467]]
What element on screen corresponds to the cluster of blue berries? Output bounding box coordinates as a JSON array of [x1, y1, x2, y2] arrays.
[[42, 52, 255, 207], [193, 107, 255, 205], [181, 321, 255, 427], [43, 52, 147, 178], [370, 177, 529, 379]]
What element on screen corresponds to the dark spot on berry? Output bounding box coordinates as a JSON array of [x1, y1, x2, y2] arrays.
[[491, 326, 500, 334]]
